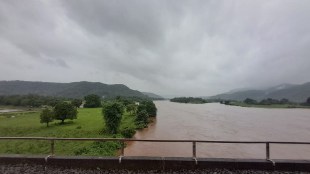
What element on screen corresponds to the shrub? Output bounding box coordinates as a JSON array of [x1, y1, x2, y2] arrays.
[[135, 109, 149, 128], [120, 127, 136, 138], [102, 102, 124, 134], [84, 94, 101, 108], [138, 101, 157, 117]]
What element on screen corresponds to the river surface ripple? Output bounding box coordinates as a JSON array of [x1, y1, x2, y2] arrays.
[[125, 101, 310, 159]]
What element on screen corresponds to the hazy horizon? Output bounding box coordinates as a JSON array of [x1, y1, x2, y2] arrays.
[[1, 1, 310, 96]]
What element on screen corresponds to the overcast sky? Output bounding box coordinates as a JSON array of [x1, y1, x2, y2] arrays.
[[0, 0, 310, 96]]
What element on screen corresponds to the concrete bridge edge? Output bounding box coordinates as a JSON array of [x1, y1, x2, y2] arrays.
[[0, 155, 310, 171]]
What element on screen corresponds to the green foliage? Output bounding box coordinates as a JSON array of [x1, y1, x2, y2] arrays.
[[71, 99, 83, 108], [115, 96, 134, 106], [74, 141, 122, 156], [54, 102, 78, 124], [170, 97, 207, 104], [39, 108, 54, 127], [0, 94, 65, 107], [0, 81, 148, 99], [259, 98, 285, 105], [138, 101, 157, 117], [120, 127, 136, 138], [244, 98, 257, 104], [102, 102, 124, 134], [84, 94, 101, 108], [135, 109, 149, 128], [126, 103, 137, 115], [0, 107, 138, 156], [307, 97, 310, 104]]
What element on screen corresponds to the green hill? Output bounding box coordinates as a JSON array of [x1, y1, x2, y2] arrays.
[[209, 82, 310, 103], [142, 92, 164, 100], [0, 81, 148, 99]]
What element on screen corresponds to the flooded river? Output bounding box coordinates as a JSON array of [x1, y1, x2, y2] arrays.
[[125, 101, 310, 159]]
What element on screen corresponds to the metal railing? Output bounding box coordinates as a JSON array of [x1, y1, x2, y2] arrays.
[[1, 137, 310, 160]]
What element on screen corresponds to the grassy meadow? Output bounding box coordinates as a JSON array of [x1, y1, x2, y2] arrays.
[[0, 107, 137, 156]]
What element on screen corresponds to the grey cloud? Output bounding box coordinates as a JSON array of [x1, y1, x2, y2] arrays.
[[0, 0, 310, 96]]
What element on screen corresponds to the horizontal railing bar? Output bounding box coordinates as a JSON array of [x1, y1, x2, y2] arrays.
[[1, 137, 310, 145]]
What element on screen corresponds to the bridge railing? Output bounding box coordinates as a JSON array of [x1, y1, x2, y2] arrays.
[[1, 137, 310, 160]]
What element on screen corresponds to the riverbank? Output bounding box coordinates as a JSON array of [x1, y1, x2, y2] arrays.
[[0, 107, 138, 156], [226, 101, 310, 109]]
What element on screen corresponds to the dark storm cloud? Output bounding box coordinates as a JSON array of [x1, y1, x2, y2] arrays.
[[0, 0, 310, 96]]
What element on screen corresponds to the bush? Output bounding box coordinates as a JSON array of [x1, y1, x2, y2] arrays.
[[102, 102, 124, 134], [135, 109, 149, 128], [126, 104, 137, 115], [84, 94, 101, 108], [74, 141, 122, 156], [120, 127, 136, 138], [71, 99, 83, 108], [138, 101, 157, 117]]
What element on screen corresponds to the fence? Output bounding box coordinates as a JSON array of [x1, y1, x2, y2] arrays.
[[1, 137, 310, 160]]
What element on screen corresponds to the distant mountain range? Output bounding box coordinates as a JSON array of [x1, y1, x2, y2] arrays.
[[208, 82, 310, 103], [142, 92, 164, 99], [0, 80, 149, 99]]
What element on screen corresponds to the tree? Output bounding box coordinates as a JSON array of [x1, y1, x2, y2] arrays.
[[126, 103, 137, 115], [244, 98, 257, 104], [259, 98, 280, 105], [40, 108, 54, 127], [307, 97, 310, 105], [102, 102, 124, 134], [139, 101, 157, 117], [71, 99, 83, 108], [170, 97, 207, 104], [54, 102, 78, 124], [280, 98, 290, 104], [135, 109, 149, 128], [84, 94, 101, 108]]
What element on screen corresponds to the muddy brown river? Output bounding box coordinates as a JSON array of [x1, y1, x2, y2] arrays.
[[124, 101, 310, 159]]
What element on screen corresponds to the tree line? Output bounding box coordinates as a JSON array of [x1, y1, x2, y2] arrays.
[[243, 97, 310, 105], [0, 94, 65, 107], [170, 97, 207, 104]]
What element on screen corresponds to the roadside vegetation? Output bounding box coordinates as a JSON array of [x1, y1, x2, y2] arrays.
[[0, 95, 157, 156], [221, 97, 310, 108]]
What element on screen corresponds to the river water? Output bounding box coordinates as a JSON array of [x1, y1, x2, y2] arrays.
[[0, 109, 21, 113], [124, 101, 310, 159]]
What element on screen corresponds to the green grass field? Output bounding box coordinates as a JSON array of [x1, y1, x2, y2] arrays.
[[0, 108, 137, 156]]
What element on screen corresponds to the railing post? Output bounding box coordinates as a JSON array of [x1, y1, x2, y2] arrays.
[[266, 142, 270, 160], [50, 139, 55, 156], [192, 141, 196, 158]]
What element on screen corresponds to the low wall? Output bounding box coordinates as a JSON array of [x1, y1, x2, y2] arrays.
[[1, 155, 310, 171]]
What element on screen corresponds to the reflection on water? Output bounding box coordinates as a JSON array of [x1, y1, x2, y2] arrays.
[[125, 101, 310, 159]]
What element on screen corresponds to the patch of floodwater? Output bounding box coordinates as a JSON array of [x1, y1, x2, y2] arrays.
[[0, 109, 21, 113], [125, 101, 310, 159]]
